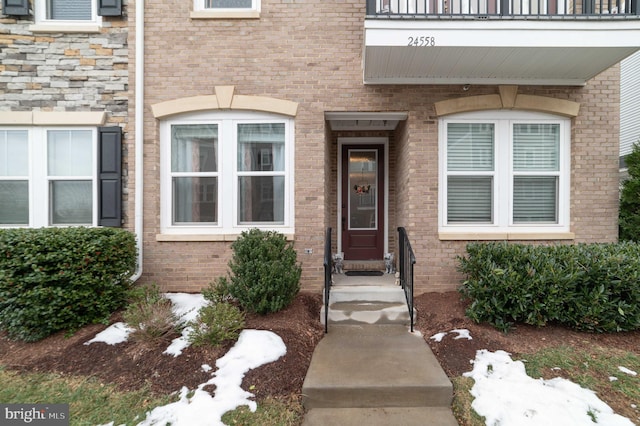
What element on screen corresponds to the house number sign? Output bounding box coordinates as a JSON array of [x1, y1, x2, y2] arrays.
[[407, 36, 436, 46]]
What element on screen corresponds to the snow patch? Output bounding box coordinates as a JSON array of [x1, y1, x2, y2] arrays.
[[136, 330, 286, 426], [464, 349, 634, 426], [618, 366, 637, 376], [84, 322, 133, 346]]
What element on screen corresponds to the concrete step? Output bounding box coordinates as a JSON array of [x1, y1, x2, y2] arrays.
[[321, 302, 414, 325], [302, 325, 453, 409], [303, 407, 458, 426], [328, 285, 406, 304], [321, 285, 415, 325]]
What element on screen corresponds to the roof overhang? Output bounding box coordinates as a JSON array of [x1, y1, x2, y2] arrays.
[[325, 112, 409, 131], [364, 19, 640, 85]]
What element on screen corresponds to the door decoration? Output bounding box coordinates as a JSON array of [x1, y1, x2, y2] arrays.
[[353, 163, 371, 194]]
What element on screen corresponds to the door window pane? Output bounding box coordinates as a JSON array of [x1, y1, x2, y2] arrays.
[[171, 125, 218, 173], [50, 180, 92, 224], [238, 176, 284, 224], [348, 150, 377, 230], [48, 130, 92, 176], [237, 123, 285, 172], [0, 181, 28, 225], [514, 176, 558, 223], [173, 177, 218, 224], [447, 176, 493, 223]]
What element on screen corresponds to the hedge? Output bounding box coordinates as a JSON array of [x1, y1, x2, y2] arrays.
[[458, 242, 640, 333], [0, 227, 137, 341]]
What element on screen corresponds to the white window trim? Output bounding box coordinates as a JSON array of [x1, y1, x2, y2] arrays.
[[31, 0, 102, 32], [159, 110, 294, 236], [191, 0, 260, 19], [0, 127, 98, 228], [438, 110, 571, 237]]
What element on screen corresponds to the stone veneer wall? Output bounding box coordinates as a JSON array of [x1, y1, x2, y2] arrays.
[[0, 8, 128, 119]]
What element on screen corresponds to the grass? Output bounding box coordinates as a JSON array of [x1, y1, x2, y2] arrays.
[[0, 367, 172, 426], [451, 376, 486, 426], [451, 345, 640, 425], [222, 396, 304, 426]]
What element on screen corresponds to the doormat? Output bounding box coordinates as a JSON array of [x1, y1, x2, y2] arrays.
[[345, 270, 384, 277]]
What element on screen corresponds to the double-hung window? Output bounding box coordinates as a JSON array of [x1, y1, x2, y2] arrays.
[[160, 111, 293, 236], [1, 128, 95, 227], [34, 0, 101, 28], [439, 111, 570, 236], [192, 0, 260, 16]]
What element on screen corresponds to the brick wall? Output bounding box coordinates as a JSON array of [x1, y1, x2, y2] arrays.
[[134, 0, 620, 294]]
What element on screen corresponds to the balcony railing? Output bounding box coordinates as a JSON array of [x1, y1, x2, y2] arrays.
[[366, 0, 638, 16]]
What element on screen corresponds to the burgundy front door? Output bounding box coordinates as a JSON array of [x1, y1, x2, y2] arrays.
[[341, 144, 384, 260]]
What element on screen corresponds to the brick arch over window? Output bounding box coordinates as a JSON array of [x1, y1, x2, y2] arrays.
[[151, 86, 298, 119], [434, 85, 580, 118]]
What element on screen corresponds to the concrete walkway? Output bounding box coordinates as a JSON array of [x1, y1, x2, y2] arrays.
[[302, 324, 458, 425]]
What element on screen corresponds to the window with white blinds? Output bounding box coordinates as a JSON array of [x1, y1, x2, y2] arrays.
[[440, 111, 570, 234], [35, 0, 99, 25], [446, 123, 494, 223], [48, 0, 92, 20], [512, 124, 560, 223], [196, 0, 259, 12]]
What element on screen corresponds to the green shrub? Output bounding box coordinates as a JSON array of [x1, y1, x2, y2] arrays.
[[224, 229, 302, 315], [0, 227, 137, 341], [458, 242, 640, 333], [187, 302, 245, 347], [123, 284, 180, 344], [202, 278, 233, 305], [620, 141, 640, 241]]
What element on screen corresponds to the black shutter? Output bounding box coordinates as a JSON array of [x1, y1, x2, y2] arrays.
[[2, 0, 29, 16], [98, 0, 122, 16], [98, 126, 122, 227]]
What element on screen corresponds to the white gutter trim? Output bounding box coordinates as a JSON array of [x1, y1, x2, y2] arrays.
[[131, 0, 144, 282]]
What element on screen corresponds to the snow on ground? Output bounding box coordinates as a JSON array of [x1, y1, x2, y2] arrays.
[[618, 366, 637, 376], [429, 328, 472, 342], [84, 322, 133, 346], [430, 331, 448, 342], [464, 349, 635, 426], [164, 293, 208, 357], [135, 330, 286, 426]]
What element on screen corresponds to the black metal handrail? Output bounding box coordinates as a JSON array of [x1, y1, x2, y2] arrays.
[[398, 227, 416, 332], [323, 227, 332, 334], [366, 0, 638, 16]]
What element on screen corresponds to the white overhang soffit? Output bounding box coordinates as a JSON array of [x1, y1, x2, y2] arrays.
[[326, 112, 409, 131], [363, 20, 640, 86]]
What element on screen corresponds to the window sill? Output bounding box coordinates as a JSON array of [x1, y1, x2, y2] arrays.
[[156, 233, 294, 242], [190, 10, 260, 19], [29, 24, 102, 33], [439, 231, 575, 241]]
